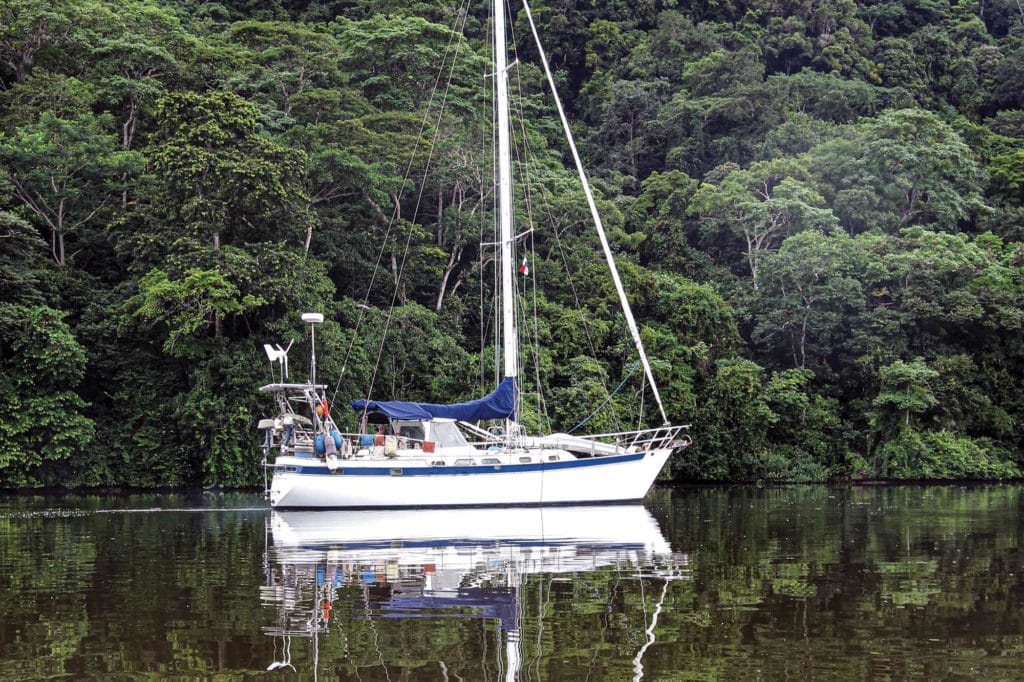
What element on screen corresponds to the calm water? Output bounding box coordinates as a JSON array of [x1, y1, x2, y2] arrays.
[[0, 486, 1022, 680]]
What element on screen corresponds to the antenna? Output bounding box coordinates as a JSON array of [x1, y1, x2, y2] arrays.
[[302, 313, 324, 390], [263, 340, 294, 382]]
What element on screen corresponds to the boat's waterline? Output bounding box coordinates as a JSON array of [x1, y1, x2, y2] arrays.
[[269, 447, 672, 508]]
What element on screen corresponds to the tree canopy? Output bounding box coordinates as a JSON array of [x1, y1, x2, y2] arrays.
[[2, 0, 1024, 486]]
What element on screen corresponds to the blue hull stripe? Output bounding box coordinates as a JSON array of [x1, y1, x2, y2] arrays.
[[282, 451, 647, 476], [292, 539, 650, 551]]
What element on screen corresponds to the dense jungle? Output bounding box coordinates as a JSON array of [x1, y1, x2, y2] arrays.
[[2, 0, 1024, 488]]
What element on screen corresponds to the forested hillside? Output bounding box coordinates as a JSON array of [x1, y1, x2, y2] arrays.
[[2, 0, 1023, 487]]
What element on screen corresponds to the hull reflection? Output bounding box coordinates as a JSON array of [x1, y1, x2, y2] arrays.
[[261, 505, 688, 680]]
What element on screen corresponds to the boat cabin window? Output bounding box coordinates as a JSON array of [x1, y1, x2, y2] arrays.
[[482, 457, 500, 465], [392, 421, 425, 443], [430, 421, 468, 447]]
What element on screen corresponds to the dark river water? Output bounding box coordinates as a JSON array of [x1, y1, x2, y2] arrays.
[[0, 485, 1021, 680]]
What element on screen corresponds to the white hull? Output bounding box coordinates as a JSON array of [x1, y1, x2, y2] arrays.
[[269, 447, 672, 509]]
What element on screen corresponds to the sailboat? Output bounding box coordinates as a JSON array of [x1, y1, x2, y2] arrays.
[[256, 0, 690, 509]]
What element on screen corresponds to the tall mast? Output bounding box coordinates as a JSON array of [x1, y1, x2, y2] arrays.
[[494, 0, 517, 381], [302, 312, 324, 389]]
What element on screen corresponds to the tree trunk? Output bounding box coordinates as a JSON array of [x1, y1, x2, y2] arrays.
[[55, 198, 66, 266], [435, 244, 464, 311], [304, 202, 313, 254], [123, 98, 139, 150]]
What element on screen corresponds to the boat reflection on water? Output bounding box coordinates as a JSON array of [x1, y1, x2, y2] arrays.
[[260, 505, 689, 680]]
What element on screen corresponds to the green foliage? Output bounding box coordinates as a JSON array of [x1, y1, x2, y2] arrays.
[[1, 0, 1023, 487], [0, 210, 48, 304], [876, 430, 1020, 479], [762, 370, 841, 480], [0, 111, 144, 265], [690, 158, 838, 286], [810, 109, 984, 234], [146, 91, 309, 251], [354, 302, 474, 405], [872, 357, 939, 432], [754, 230, 865, 369], [547, 356, 622, 435], [989, 148, 1024, 205], [678, 359, 775, 481], [0, 0, 82, 88], [0, 305, 94, 485], [225, 20, 342, 118], [332, 14, 486, 113], [125, 267, 266, 357]]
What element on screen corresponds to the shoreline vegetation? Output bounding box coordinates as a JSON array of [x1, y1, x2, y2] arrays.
[[2, 0, 1024, 488]]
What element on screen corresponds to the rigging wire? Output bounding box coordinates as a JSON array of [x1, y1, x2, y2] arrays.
[[509, 122, 544, 428], [637, 370, 646, 431], [520, 0, 669, 424], [507, 22, 553, 432], [528, 229, 548, 432], [472, 0, 503, 396], [567, 360, 641, 434], [330, 0, 472, 408], [632, 578, 670, 682], [478, 30, 492, 393], [359, 3, 473, 406], [490, 3, 501, 393], [531, 577, 553, 681], [505, 16, 625, 433], [363, 584, 392, 682]]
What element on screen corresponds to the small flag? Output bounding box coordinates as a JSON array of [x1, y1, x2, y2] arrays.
[[519, 256, 529, 276]]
